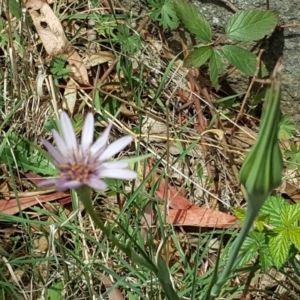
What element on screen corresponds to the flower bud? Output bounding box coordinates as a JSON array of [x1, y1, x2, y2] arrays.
[[239, 77, 283, 201]]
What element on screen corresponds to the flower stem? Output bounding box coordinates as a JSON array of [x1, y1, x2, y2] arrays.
[[207, 195, 265, 299], [76, 185, 156, 271]]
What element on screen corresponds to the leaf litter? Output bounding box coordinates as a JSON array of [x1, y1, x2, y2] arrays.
[[0, 0, 299, 299]]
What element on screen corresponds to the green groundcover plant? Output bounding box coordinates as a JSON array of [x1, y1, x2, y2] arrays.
[[149, 0, 278, 88]]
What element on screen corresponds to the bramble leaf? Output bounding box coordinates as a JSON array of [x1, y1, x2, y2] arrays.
[[281, 202, 300, 227], [173, 0, 212, 41], [184, 45, 213, 67], [226, 10, 278, 42], [148, 0, 179, 30], [259, 241, 273, 271], [260, 196, 286, 227], [269, 230, 289, 269], [209, 50, 224, 89], [239, 231, 265, 267], [289, 227, 300, 251], [222, 45, 267, 76]]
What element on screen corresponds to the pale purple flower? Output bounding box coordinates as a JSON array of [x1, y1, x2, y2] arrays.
[[39, 112, 137, 191]]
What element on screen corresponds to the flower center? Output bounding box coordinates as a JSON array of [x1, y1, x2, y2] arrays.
[[57, 151, 97, 182]]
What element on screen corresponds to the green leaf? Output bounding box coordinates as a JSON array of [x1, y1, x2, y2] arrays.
[[226, 10, 278, 42], [47, 281, 63, 300], [1, 132, 57, 176], [209, 50, 224, 89], [184, 45, 213, 67], [9, 0, 21, 19], [269, 230, 290, 269], [239, 231, 265, 267], [214, 94, 241, 109], [148, 0, 179, 30], [278, 114, 296, 139], [222, 45, 267, 76], [173, 0, 212, 41], [289, 227, 300, 251], [255, 213, 270, 232], [285, 142, 300, 171], [233, 207, 246, 222], [260, 196, 286, 227], [281, 203, 300, 226], [259, 241, 273, 271], [116, 25, 141, 55]]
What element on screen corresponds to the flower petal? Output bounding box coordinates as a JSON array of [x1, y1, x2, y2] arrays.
[[81, 113, 94, 151], [37, 178, 58, 187], [98, 136, 132, 162], [99, 168, 137, 180], [52, 130, 67, 154], [90, 122, 113, 156], [60, 111, 77, 150], [41, 138, 64, 165], [86, 177, 107, 190], [58, 180, 82, 191], [101, 161, 129, 169]]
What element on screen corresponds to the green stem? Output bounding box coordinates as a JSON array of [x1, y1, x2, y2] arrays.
[[76, 186, 156, 271], [207, 195, 266, 299]]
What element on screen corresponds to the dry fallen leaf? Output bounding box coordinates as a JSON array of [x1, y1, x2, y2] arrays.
[[63, 78, 77, 114], [166, 208, 238, 229], [152, 162, 239, 228], [26, 0, 68, 56], [0, 192, 70, 215], [83, 52, 116, 68], [98, 273, 124, 300], [64, 46, 89, 85], [26, 0, 89, 85]]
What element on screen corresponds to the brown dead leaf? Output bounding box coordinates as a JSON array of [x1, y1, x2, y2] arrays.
[[0, 192, 70, 215], [151, 161, 238, 228], [166, 208, 238, 229], [26, 0, 89, 85], [64, 46, 89, 85], [26, 0, 68, 56], [63, 78, 77, 114], [83, 52, 115, 68], [140, 203, 153, 239], [156, 176, 196, 210], [98, 273, 124, 300]]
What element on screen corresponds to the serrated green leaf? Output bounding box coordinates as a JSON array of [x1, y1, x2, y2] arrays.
[[289, 227, 300, 251], [232, 207, 246, 221], [209, 50, 224, 89], [260, 196, 286, 227], [173, 0, 212, 42], [222, 45, 268, 76], [281, 203, 300, 226], [255, 213, 270, 232], [238, 236, 258, 267], [278, 114, 296, 140], [269, 230, 290, 269], [259, 242, 273, 271], [239, 231, 265, 267], [149, 0, 179, 30], [184, 46, 212, 67], [285, 142, 300, 171], [226, 10, 278, 42]]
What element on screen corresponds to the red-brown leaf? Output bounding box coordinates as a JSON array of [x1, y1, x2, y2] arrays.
[[166, 208, 239, 228]]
